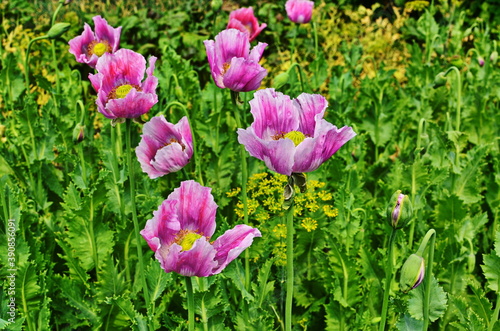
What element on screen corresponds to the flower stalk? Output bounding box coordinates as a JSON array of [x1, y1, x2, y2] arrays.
[[125, 119, 152, 325], [378, 227, 397, 331], [185, 276, 195, 331], [415, 229, 436, 331], [285, 196, 295, 331]]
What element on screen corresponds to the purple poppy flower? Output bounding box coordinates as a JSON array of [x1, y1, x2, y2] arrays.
[[88, 49, 158, 121], [227, 7, 267, 42], [141, 180, 261, 277], [204, 28, 268, 92], [285, 0, 314, 24], [68, 15, 121, 68], [136, 115, 193, 179], [237, 88, 356, 176]]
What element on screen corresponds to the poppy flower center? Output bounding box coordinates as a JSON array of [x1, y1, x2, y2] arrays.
[[108, 84, 142, 100], [88, 40, 111, 57], [284, 131, 306, 146], [176, 230, 203, 251], [161, 138, 186, 151], [222, 62, 231, 75]]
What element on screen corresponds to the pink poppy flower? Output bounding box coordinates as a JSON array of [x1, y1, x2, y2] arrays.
[[227, 7, 267, 42], [141, 180, 261, 277], [237, 88, 356, 176], [285, 0, 314, 24], [136, 115, 193, 179], [204, 28, 267, 92], [68, 15, 121, 68], [88, 49, 158, 121]]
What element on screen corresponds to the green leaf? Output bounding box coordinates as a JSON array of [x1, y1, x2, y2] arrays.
[[397, 314, 424, 331], [481, 253, 500, 293], [408, 275, 447, 322]]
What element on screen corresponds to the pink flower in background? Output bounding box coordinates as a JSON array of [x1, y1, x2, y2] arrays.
[[88, 49, 158, 121], [204, 28, 267, 92], [227, 7, 267, 42], [237, 88, 356, 176], [141, 180, 261, 277], [136, 116, 193, 179], [69, 15, 121, 68], [285, 0, 314, 24]]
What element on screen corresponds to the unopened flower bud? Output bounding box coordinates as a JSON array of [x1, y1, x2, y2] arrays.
[[490, 51, 498, 64], [467, 252, 475, 273], [72, 123, 85, 143], [211, 0, 222, 11], [478, 57, 485, 67], [387, 190, 412, 229], [400, 254, 425, 293], [273, 71, 290, 89], [47, 22, 71, 39], [433, 72, 448, 88], [449, 55, 464, 68], [174, 86, 184, 100]]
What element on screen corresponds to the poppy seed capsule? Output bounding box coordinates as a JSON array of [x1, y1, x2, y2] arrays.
[[400, 254, 425, 293], [387, 191, 412, 229]]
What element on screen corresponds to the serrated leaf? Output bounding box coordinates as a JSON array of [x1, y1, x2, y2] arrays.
[[481, 253, 500, 293], [408, 275, 447, 322], [57, 276, 100, 326], [145, 258, 170, 302], [494, 231, 500, 258], [397, 313, 423, 331]]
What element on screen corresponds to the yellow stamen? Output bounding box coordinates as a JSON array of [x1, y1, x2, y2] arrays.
[[178, 232, 203, 251], [87, 40, 112, 57], [284, 131, 306, 146]]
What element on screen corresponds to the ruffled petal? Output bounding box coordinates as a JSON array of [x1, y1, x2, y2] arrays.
[[105, 88, 157, 118], [150, 143, 191, 175], [238, 127, 296, 176], [211, 224, 262, 275], [248, 42, 267, 63], [292, 122, 356, 173], [68, 23, 97, 66], [136, 135, 166, 179], [249, 88, 299, 139], [141, 56, 158, 93], [93, 15, 121, 51], [214, 29, 250, 69], [294, 93, 328, 137], [167, 180, 217, 238], [157, 238, 218, 277], [223, 57, 267, 92], [141, 199, 181, 252]]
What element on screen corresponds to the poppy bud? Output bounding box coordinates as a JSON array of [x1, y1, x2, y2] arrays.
[[433, 72, 448, 88], [400, 254, 425, 293], [72, 123, 85, 143], [387, 190, 412, 229], [47, 22, 71, 39], [449, 55, 464, 68], [273, 71, 290, 89], [478, 57, 485, 67], [211, 0, 222, 11], [490, 51, 498, 64]]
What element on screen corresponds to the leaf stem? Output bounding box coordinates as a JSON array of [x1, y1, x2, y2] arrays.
[[379, 227, 397, 331]]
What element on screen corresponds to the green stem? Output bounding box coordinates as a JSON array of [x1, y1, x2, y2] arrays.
[[288, 63, 305, 93], [185, 276, 195, 331], [125, 119, 152, 324], [419, 229, 436, 331], [89, 194, 99, 281], [231, 91, 250, 289], [488, 293, 500, 331], [379, 227, 397, 331], [285, 200, 295, 331], [25, 35, 49, 91], [442, 66, 462, 132]]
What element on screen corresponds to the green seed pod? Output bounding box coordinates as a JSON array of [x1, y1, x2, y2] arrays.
[[433, 72, 448, 88], [273, 71, 290, 89], [400, 254, 425, 293], [211, 0, 222, 11], [387, 190, 412, 229], [47, 22, 71, 39], [72, 123, 85, 143]]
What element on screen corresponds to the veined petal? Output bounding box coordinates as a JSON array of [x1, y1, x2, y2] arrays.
[[211, 224, 262, 275], [248, 42, 268, 63], [105, 89, 157, 119], [294, 93, 328, 137], [142, 56, 158, 93], [223, 57, 267, 92], [238, 127, 295, 176], [141, 199, 180, 252], [293, 122, 356, 173], [249, 88, 299, 139], [157, 238, 218, 277], [214, 29, 250, 69], [68, 23, 97, 66], [167, 180, 217, 238], [151, 143, 191, 175], [93, 15, 121, 50], [136, 135, 167, 179]]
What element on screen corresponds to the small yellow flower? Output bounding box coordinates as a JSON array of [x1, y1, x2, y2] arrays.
[[323, 205, 339, 217], [301, 218, 318, 232], [272, 224, 287, 238]]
